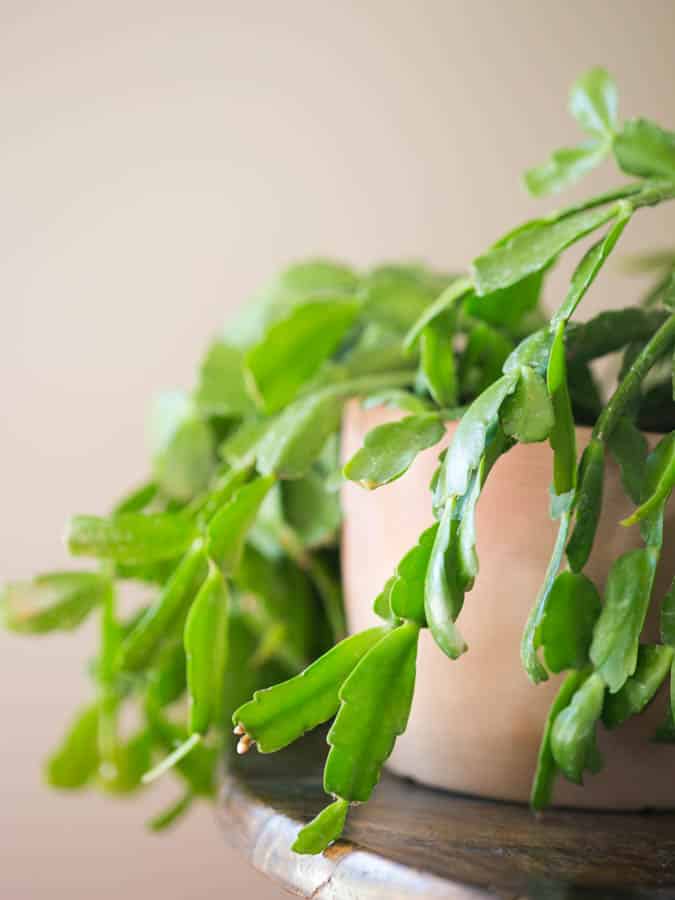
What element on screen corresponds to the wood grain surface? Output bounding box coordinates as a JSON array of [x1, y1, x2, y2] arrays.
[[219, 731, 675, 899]]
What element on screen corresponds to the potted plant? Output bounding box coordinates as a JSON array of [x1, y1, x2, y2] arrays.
[[3, 68, 674, 853]]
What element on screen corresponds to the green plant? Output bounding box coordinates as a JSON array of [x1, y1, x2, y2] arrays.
[[3, 68, 674, 850]]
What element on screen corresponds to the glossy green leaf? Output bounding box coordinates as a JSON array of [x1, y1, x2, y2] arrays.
[[464, 270, 544, 329], [145, 704, 217, 796], [530, 670, 588, 810], [525, 142, 608, 197], [433, 371, 518, 504], [566, 439, 605, 572], [603, 644, 673, 729], [622, 432, 674, 527], [606, 416, 647, 505], [112, 480, 158, 515], [521, 503, 573, 684], [389, 524, 438, 626], [362, 388, 432, 414], [473, 204, 620, 296], [281, 472, 341, 547], [254, 259, 359, 310], [207, 476, 275, 573], [424, 494, 473, 660], [638, 432, 675, 549], [373, 576, 397, 622], [100, 730, 152, 794], [146, 639, 187, 708], [257, 390, 344, 480], [567, 359, 603, 425], [552, 213, 631, 326], [500, 365, 554, 443], [197, 464, 254, 525], [237, 545, 317, 667], [569, 67, 618, 137], [614, 119, 675, 179], [403, 277, 472, 349], [503, 327, 553, 377], [233, 627, 388, 752], [324, 622, 419, 802], [590, 548, 657, 693], [344, 413, 444, 490], [231, 259, 358, 346], [150, 391, 215, 501], [2, 571, 110, 634], [566, 308, 667, 364], [245, 299, 359, 413], [360, 265, 440, 335], [118, 544, 209, 672], [420, 320, 458, 407], [661, 579, 675, 647], [219, 420, 269, 468], [46, 704, 100, 789], [185, 567, 229, 734], [194, 341, 254, 417], [550, 672, 605, 784], [539, 572, 601, 672], [292, 798, 349, 855], [342, 322, 413, 379], [547, 322, 577, 496], [67, 513, 195, 566], [460, 322, 515, 397]]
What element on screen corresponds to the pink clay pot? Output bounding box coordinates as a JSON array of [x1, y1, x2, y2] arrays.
[[341, 401, 675, 810]]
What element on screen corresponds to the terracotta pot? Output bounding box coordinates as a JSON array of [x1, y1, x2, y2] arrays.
[[341, 401, 675, 810]]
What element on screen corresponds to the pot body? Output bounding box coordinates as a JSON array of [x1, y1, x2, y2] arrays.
[[341, 402, 675, 809]]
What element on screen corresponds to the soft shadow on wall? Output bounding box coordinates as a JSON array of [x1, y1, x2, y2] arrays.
[[1, 2, 675, 899]]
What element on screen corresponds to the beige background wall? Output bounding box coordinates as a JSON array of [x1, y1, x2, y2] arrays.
[[2, 2, 674, 898]]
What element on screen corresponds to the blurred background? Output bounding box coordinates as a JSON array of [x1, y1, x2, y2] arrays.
[[2, 2, 674, 898]]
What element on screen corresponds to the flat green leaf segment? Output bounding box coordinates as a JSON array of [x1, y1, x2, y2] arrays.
[[434, 372, 518, 502], [547, 322, 577, 495], [614, 119, 675, 179], [473, 204, 620, 296], [67, 514, 195, 565], [390, 524, 438, 625], [46, 703, 101, 789], [539, 572, 601, 673], [324, 622, 419, 802], [292, 798, 349, 855], [233, 627, 388, 752], [184, 567, 229, 735], [530, 670, 587, 809], [246, 299, 359, 412], [2, 572, 110, 633], [566, 439, 605, 572], [603, 644, 673, 729], [257, 390, 344, 479], [569, 67, 619, 137], [150, 391, 215, 501], [525, 142, 609, 198], [500, 366, 553, 443], [4, 66, 675, 844], [550, 672, 605, 784], [194, 341, 254, 417], [344, 413, 444, 489], [590, 549, 657, 693], [207, 476, 275, 573], [118, 544, 209, 672], [521, 503, 573, 685]]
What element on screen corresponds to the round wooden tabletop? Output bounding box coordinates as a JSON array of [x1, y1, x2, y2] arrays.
[[219, 731, 675, 899]]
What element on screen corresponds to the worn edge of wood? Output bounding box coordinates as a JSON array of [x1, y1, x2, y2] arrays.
[[218, 774, 497, 900]]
